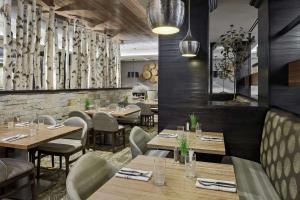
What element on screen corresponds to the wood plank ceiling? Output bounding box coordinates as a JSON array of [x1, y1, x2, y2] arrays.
[[38, 0, 155, 41]]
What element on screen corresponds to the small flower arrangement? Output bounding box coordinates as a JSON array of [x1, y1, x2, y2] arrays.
[[189, 113, 198, 131], [85, 99, 91, 110]]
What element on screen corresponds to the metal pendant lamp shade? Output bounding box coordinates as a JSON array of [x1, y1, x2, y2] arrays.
[[179, 0, 200, 57], [147, 0, 185, 35]]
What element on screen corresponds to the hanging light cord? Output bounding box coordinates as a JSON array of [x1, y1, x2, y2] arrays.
[[188, 0, 191, 33]]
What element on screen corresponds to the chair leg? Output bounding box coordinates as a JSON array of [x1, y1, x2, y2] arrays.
[[122, 129, 126, 148], [93, 131, 96, 151], [59, 156, 62, 169], [112, 132, 116, 153], [51, 155, 55, 168], [30, 172, 36, 200], [82, 149, 86, 154], [65, 156, 70, 177], [37, 152, 41, 180]]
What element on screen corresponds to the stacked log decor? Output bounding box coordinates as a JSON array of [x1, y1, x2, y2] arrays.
[[0, 2, 121, 91], [140, 63, 158, 84], [288, 60, 300, 86]]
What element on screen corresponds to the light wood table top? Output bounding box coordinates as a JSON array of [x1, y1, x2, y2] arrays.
[[147, 129, 226, 155], [0, 124, 81, 150], [88, 155, 238, 200], [130, 99, 158, 107], [85, 107, 141, 118]]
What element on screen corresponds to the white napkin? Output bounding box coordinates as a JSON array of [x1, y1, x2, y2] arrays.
[[196, 178, 237, 193], [47, 124, 65, 129], [159, 132, 178, 138], [15, 122, 30, 127], [201, 136, 223, 142], [115, 167, 152, 182], [1, 134, 28, 142]]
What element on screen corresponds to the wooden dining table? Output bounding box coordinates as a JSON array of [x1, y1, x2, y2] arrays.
[[88, 155, 239, 200], [147, 129, 226, 155], [85, 107, 141, 118], [0, 124, 81, 159]]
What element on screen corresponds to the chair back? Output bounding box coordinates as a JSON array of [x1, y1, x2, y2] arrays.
[[66, 152, 116, 200], [63, 117, 88, 147], [136, 103, 153, 115], [0, 160, 7, 183], [92, 112, 119, 132], [125, 104, 141, 119], [33, 115, 56, 125], [69, 111, 93, 130], [129, 126, 151, 159]]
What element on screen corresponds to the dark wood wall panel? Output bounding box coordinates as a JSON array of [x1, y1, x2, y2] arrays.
[[259, 0, 300, 114], [158, 0, 209, 131]]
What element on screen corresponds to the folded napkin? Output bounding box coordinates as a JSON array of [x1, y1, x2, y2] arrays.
[[15, 122, 30, 127], [201, 136, 223, 142], [159, 132, 178, 138], [47, 124, 65, 129], [196, 178, 237, 193], [1, 134, 28, 142], [115, 167, 152, 182]]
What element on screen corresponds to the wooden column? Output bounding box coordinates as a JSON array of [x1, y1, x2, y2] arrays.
[[46, 6, 55, 89]]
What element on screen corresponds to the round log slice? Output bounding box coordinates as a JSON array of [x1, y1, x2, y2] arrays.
[[151, 68, 158, 76], [143, 71, 152, 80]]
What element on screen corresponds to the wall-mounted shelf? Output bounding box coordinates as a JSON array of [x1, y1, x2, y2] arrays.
[[288, 60, 300, 86]]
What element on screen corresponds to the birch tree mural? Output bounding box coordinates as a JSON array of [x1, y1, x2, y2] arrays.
[[14, 0, 24, 90], [76, 25, 82, 88], [89, 31, 97, 88], [80, 27, 88, 88], [28, 0, 36, 90], [54, 19, 59, 89], [59, 21, 68, 89], [2, 0, 13, 90], [98, 35, 106, 88], [34, 5, 42, 89], [46, 7, 55, 89], [70, 19, 79, 89], [65, 20, 70, 89], [21, 4, 29, 89]]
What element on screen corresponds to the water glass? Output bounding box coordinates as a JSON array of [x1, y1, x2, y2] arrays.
[[7, 113, 14, 129], [177, 126, 185, 138], [29, 123, 38, 136], [185, 151, 196, 178], [153, 157, 166, 186], [38, 118, 44, 129], [195, 123, 202, 137], [173, 147, 179, 164]]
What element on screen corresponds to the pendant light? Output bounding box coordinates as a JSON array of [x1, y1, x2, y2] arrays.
[[179, 0, 200, 57], [147, 0, 185, 35]]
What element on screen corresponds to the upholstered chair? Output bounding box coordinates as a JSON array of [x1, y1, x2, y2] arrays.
[[129, 126, 169, 159], [118, 104, 141, 126], [66, 152, 116, 200], [0, 159, 35, 199], [37, 117, 88, 177], [92, 112, 125, 152]]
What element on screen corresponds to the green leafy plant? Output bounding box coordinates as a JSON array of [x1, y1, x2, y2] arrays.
[[85, 99, 91, 110], [124, 95, 128, 103], [177, 135, 189, 156], [189, 113, 198, 130]]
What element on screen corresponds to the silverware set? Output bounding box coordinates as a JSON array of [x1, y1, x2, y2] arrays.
[[198, 180, 236, 188]]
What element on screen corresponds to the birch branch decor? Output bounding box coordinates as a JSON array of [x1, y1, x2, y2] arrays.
[[0, 2, 122, 91]]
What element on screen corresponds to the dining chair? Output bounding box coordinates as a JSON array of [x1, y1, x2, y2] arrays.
[[136, 102, 155, 127], [129, 126, 169, 158], [117, 104, 141, 126], [33, 115, 57, 126], [92, 112, 125, 152], [0, 158, 35, 199], [31, 115, 57, 167], [66, 152, 116, 200], [69, 111, 93, 150], [36, 117, 88, 177]]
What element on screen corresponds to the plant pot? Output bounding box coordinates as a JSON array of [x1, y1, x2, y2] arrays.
[[178, 154, 185, 164]]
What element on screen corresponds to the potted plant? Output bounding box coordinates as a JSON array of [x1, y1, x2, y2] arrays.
[[189, 113, 198, 131], [177, 135, 189, 164], [85, 99, 91, 110]]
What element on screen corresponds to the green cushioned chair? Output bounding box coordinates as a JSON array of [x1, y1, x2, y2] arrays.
[[66, 152, 116, 200]]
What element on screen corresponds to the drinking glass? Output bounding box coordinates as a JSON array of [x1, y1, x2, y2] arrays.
[[29, 122, 38, 137], [185, 151, 196, 178], [153, 157, 166, 186], [195, 123, 202, 138], [7, 113, 14, 129], [173, 147, 179, 164], [38, 118, 44, 129], [177, 126, 185, 138]]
